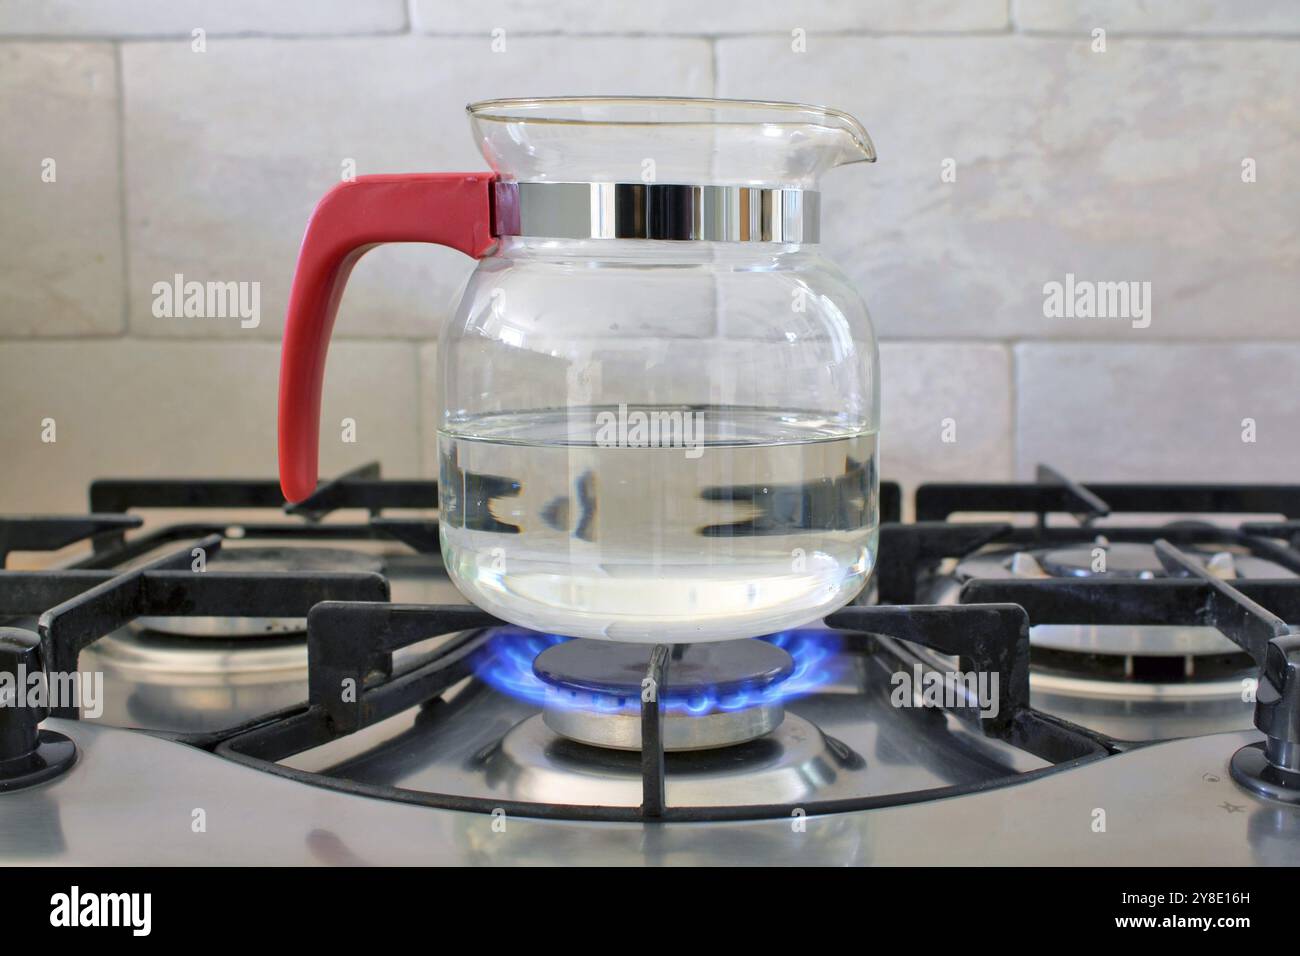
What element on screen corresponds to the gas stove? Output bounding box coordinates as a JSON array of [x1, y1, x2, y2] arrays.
[[3, 462, 1300, 865]]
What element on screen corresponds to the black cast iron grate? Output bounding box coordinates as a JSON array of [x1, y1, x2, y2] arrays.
[[879, 465, 1300, 604], [15, 466, 1300, 821], [213, 599, 1114, 822]]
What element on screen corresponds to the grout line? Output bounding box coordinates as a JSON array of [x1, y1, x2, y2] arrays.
[[1014, 28, 1300, 40], [877, 338, 1300, 347], [1008, 341, 1021, 480], [7, 338, 1300, 348], [707, 35, 719, 94], [0, 29, 1007, 42], [2, 29, 1296, 43], [0, 335, 442, 347], [111, 40, 131, 338], [0, 333, 136, 343], [10, 335, 1300, 348], [0, 29, 412, 42]]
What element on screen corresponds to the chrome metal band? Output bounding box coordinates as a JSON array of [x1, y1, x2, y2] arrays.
[[494, 181, 819, 243]]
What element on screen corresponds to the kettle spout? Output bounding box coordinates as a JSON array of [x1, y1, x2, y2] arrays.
[[818, 106, 877, 166]]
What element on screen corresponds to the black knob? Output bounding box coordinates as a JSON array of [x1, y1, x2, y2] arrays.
[[0, 628, 47, 764], [1256, 635, 1300, 758], [1229, 633, 1300, 805], [0, 627, 76, 792]]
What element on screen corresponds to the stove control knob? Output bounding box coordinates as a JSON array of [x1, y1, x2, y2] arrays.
[[0, 629, 45, 756], [0, 628, 76, 792]]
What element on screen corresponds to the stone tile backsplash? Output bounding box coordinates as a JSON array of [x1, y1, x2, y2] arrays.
[[1014, 0, 1300, 36], [0, 0, 409, 37], [411, 0, 1012, 35], [1, 0, 1297, 509], [0, 43, 122, 338], [1016, 343, 1300, 482], [0, 340, 420, 511], [716, 34, 1300, 342]]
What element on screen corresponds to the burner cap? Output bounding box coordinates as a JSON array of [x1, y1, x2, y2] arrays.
[[1039, 543, 1164, 579], [533, 639, 794, 752], [534, 639, 793, 698]]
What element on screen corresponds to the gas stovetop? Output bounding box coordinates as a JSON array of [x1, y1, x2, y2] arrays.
[[4, 462, 1300, 865]]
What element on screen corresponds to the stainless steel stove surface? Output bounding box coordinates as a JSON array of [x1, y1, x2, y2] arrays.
[[5, 721, 1289, 866], [4, 464, 1300, 866], [279, 631, 1047, 811]]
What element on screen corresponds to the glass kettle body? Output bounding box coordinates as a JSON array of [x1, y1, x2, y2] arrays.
[[279, 97, 880, 643]]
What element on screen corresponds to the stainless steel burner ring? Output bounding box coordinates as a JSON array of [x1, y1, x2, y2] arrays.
[[541, 695, 785, 751], [533, 638, 795, 751]]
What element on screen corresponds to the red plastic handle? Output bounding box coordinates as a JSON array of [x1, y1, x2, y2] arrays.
[[278, 173, 496, 502]]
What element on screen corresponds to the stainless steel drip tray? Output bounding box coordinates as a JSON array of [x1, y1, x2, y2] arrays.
[[283, 653, 1050, 811]]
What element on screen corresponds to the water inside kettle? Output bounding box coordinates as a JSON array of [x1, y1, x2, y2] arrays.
[[438, 405, 877, 642]]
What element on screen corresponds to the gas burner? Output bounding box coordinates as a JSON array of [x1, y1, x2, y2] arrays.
[[1008, 542, 1240, 581], [490, 712, 857, 806], [932, 518, 1300, 740], [956, 536, 1293, 586], [134, 546, 386, 638], [473, 628, 841, 752], [1038, 543, 1166, 579], [79, 630, 307, 733], [1000, 543, 1257, 687], [534, 638, 794, 751]]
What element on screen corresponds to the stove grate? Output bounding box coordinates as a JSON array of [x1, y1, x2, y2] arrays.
[[214, 600, 1112, 822]]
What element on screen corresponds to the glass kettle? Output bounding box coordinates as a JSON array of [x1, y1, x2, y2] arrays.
[[279, 97, 879, 643]]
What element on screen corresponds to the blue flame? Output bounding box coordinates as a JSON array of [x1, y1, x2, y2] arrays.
[[472, 627, 841, 716]]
